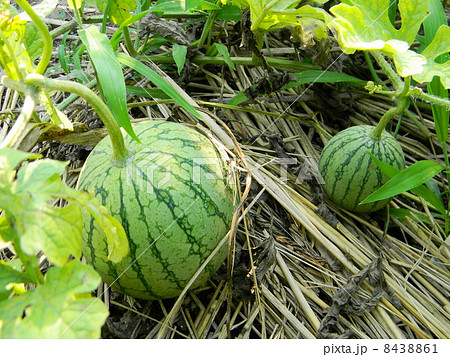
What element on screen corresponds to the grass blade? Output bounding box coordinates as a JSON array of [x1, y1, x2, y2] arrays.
[[79, 25, 139, 141], [361, 157, 444, 205], [116, 53, 202, 119]]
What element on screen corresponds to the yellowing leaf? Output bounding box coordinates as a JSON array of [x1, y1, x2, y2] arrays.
[[66, 0, 83, 9], [70, 190, 129, 263], [393, 50, 427, 77], [330, 0, 429, 55], [413, 25, 450, 89]]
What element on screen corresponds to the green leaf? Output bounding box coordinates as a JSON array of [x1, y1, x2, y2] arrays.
[[392, 50, 427, 77], [389, 208, 435, 225], [14, 158, 67, 200], [0, 260, 108, 338], [20, 204, 83, 266], [37, 89, 74, 129], [215, 43, 235, 70], [68, 190, 129, 263], [412, 25, 450, 89], [95, 0, 136, 25], [172, 44, 187, 74], [23, 22, 43, 61], [66, 0, 83, 9], [0, 215, 16, 248], [0, 29, 35, 80], [0, 260, 32, 300], [330, 0, 429, 54], [216, 4, 242, 21], [116, 52, 202, 119], [110, 9, 152, 47], [366, 152, 446, 214], [229, 1, 331, 35], [228, 91, 248, 106], [0, 148, 41, 186], [79, 25, 139, 142], [0, 148, 125, 266], [360, 159, 444, 205]]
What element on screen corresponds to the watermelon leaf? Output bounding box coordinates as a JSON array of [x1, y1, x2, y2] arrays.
[[229, 70, 364, 105], [0, 260, 108, 338], [412, 25, 450, 88], [420, 0, 449, 167], [0, 148, 41, 184], [20, 204, 83, 267], [361, 155, 445, 207], [330, 0, 429, 54], [95, 0, 136, 26], [0, 148, 129, 266], [0, 260, 32, 300], [79, 25, 139, 142]]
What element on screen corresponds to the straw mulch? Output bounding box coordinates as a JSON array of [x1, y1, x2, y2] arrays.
[[1, 7, 449, 339]]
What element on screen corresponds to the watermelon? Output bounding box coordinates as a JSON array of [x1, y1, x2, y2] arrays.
[[78, 120, 235, 300], [318, 125, 405, 212]]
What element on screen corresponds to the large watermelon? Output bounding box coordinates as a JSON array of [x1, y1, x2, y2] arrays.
[[318, 125, 405, 212], [78, 120, 235, 300]]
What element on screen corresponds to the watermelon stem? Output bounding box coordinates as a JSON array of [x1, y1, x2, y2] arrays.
[[370, 51, 403, 91], [25, 74, 129, 167], [370, 76, 411, 140], [15, 0, 52, 76]]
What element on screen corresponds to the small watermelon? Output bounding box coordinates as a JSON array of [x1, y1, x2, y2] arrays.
[[318, 125, 405, 212], [78, 120, 235, 300]]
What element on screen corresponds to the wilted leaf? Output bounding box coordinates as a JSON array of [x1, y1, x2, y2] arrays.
[[0, 260, 31, 300], [117, 52, 202, 120]]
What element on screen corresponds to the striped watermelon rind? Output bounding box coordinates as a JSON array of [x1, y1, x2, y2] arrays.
[[78, 121, 235, 300], [318, 125, 405, 212]]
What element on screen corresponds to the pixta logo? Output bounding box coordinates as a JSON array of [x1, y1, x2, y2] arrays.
[[125, 150, 222, 195]]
